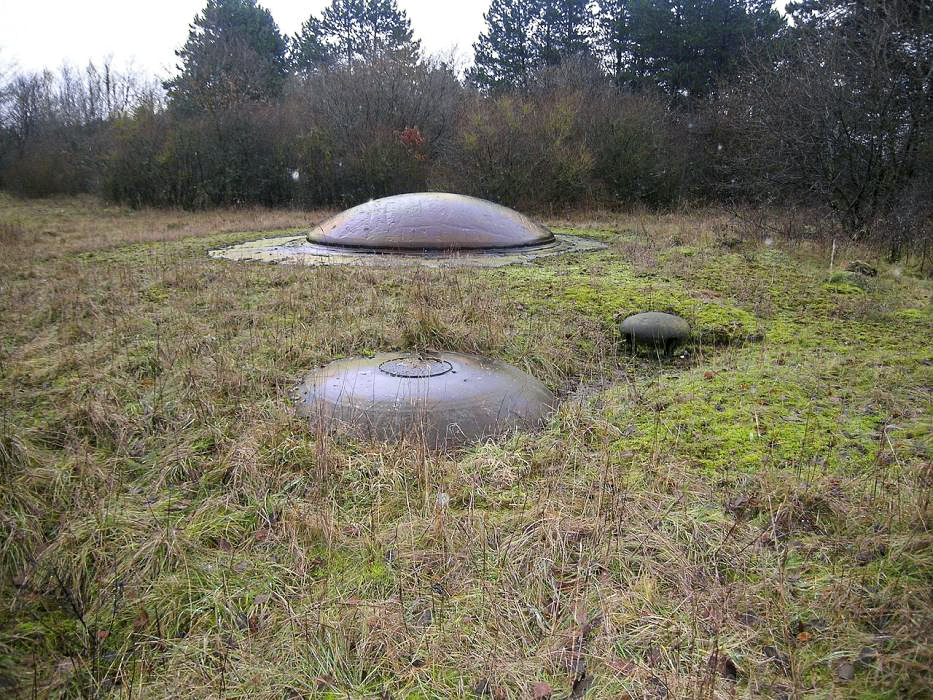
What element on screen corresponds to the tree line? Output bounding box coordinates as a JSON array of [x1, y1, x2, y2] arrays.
[[0, 0, 930, 254]]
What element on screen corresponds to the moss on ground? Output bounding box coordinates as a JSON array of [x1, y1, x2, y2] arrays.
[[0, 197, 930, 698]]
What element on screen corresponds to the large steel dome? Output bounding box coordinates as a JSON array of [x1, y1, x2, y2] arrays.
[[306, 193, 555, 251], [209, 193, 605, 267]]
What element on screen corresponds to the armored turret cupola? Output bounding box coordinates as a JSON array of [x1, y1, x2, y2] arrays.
[[209, 193, 604, 267], [293, 351, 556, 449], [620, 312, 691, 355]]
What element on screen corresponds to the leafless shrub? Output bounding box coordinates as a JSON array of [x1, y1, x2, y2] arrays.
[[712, 0, 932, 258]]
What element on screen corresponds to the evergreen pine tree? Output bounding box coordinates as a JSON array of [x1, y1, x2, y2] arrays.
[[467, 0, 540, 91], [537, 0, 594, 66], [616, 0, 783, 100], [164, 0, 288, 111], [292, 15, 332, 70], [597, 0, 634, 85], [292, 0, 420, 71]]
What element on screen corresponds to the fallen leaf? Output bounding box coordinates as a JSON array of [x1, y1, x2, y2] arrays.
[[707, 649, 737, 681], [531, 681, 552, 698], [795, 631, 812, 643], [133, 610, 149, 631], [95, 629, 109, 642], [836, 660, 855, 681], [704, 371, 716, 380]]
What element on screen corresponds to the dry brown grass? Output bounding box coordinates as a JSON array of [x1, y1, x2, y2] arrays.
[[0, 194, 930, 699], [0, 192, 332, 258]]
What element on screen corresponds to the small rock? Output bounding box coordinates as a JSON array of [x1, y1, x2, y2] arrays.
[[836, 660, 855, 681]]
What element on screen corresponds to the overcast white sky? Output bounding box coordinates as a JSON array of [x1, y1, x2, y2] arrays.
[[0, 0, 490, 78]]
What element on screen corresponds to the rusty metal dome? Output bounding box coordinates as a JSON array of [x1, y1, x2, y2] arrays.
[[293, 351, 555, 449], [306, 193, 555, 251]]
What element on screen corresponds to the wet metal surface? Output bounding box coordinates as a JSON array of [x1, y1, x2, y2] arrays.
[[307, 193, 555, 250], [620, 312, 691, 354], [293, 352, 555, 449]]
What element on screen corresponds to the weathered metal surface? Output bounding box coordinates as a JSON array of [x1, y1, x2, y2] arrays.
[[378, 356, 453, 378], [307, 193, 555, 250], [209, 233, 605, 268], [293, 352, 555, 449], [620, 312, 691, 354]]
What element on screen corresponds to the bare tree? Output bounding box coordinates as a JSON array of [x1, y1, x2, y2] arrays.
[[717, 0, 932, 237]]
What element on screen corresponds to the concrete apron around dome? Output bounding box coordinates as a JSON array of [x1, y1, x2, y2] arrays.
[[292, 352, 556, 449], [209, 233, 605, 268]]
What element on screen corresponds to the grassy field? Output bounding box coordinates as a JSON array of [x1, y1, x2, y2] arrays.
[[0, 193, 930, 699]]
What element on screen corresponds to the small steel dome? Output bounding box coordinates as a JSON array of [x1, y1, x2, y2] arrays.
[[620, 312, 691, 354], [294, 351, 555, 449]]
